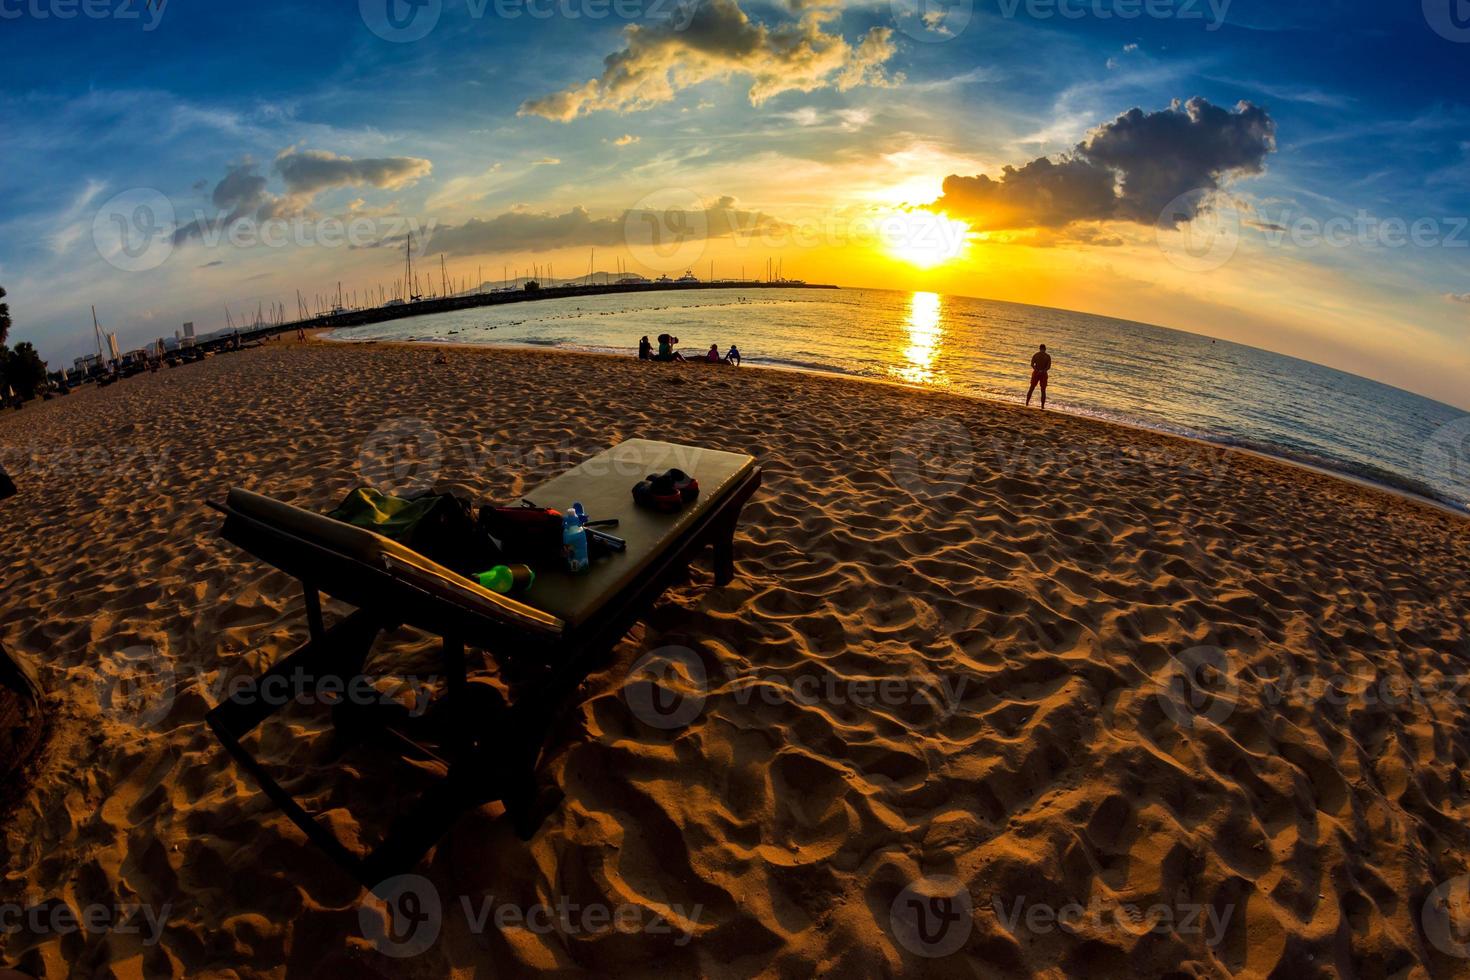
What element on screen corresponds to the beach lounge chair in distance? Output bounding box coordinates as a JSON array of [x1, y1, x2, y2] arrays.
[[203, 439, 761, 889]]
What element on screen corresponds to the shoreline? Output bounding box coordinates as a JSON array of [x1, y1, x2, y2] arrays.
[[326, 332, 1470, 523], [232, 280, 838, 341]]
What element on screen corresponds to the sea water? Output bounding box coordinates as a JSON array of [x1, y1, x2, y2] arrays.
[[328, 287, 1470, 512]]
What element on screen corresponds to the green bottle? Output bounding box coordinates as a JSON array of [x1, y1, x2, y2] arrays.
[[475, 564, 535, 594]]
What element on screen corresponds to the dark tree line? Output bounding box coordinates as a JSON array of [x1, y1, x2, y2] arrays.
[[0, 286, 48, 402]]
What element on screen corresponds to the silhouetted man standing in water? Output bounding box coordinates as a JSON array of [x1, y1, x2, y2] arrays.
[[1027, 344, 1052, 408]]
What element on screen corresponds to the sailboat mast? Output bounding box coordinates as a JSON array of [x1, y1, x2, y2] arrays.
[[405, 231, 421, 302], [92, 306, 106, 364]]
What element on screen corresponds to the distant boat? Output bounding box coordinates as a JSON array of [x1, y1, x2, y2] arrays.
[[618, 275, 651, 285], [654, 274, 673, 284], [676, 270, 700, 283]]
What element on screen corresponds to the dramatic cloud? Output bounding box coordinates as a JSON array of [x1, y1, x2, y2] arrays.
[[613, 134, 641, 146], [1446, 292, 1470, 304], [172, 161, 277, 244], [273, 148, 431, 197], [428, 196, 786, 256], [936, 98, 1276, 232], [172, 149, 432, 245], [212, 163, 275, 221], [519, 0, 898, 121], [428, 207, 626, 255]]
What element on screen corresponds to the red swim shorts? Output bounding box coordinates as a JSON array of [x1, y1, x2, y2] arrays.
[[1030, 370, 1049, 386]]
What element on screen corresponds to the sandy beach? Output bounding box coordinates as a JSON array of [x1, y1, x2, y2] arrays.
[[1, 339, 1468, 977]]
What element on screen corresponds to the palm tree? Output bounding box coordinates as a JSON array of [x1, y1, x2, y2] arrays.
[[0, 286, 9, 346]]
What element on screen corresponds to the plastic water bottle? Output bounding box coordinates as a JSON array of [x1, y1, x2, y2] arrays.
[[475, 564, 535, 594], [562, 510, 589, 573], [570, 501, 588, 526]]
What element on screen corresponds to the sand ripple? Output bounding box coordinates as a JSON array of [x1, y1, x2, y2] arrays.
[[1, 341, 1468, 976]]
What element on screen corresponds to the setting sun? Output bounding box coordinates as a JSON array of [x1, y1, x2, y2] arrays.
[[881, 210, 972, 268]]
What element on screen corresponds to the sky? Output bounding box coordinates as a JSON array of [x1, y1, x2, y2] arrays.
[[0, 0, 1467, 408]]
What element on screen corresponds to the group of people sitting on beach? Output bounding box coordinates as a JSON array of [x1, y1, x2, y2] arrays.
[[639, 335, 740, 366], [633, 336, 1050, 402]]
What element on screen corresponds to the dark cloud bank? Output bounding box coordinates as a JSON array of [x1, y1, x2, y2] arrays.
[[426, 197, 785, 256], [936, 98, 1276, 232], [173, 149, 431, 245]]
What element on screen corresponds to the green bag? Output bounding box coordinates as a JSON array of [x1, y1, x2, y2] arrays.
[[329, 487, 446, 541], [327, 486, 495, 574]]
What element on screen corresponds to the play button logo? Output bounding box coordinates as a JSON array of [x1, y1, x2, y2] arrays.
[[361, 0, 442, 43]]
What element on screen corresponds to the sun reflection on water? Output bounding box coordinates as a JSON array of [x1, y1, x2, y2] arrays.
[[892, 291, 947, 385]]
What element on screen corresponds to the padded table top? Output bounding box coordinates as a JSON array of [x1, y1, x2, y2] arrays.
[[518, 439, 756, 627]]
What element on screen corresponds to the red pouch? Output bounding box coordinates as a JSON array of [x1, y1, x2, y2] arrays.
[[479, 505, 564, 564]]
